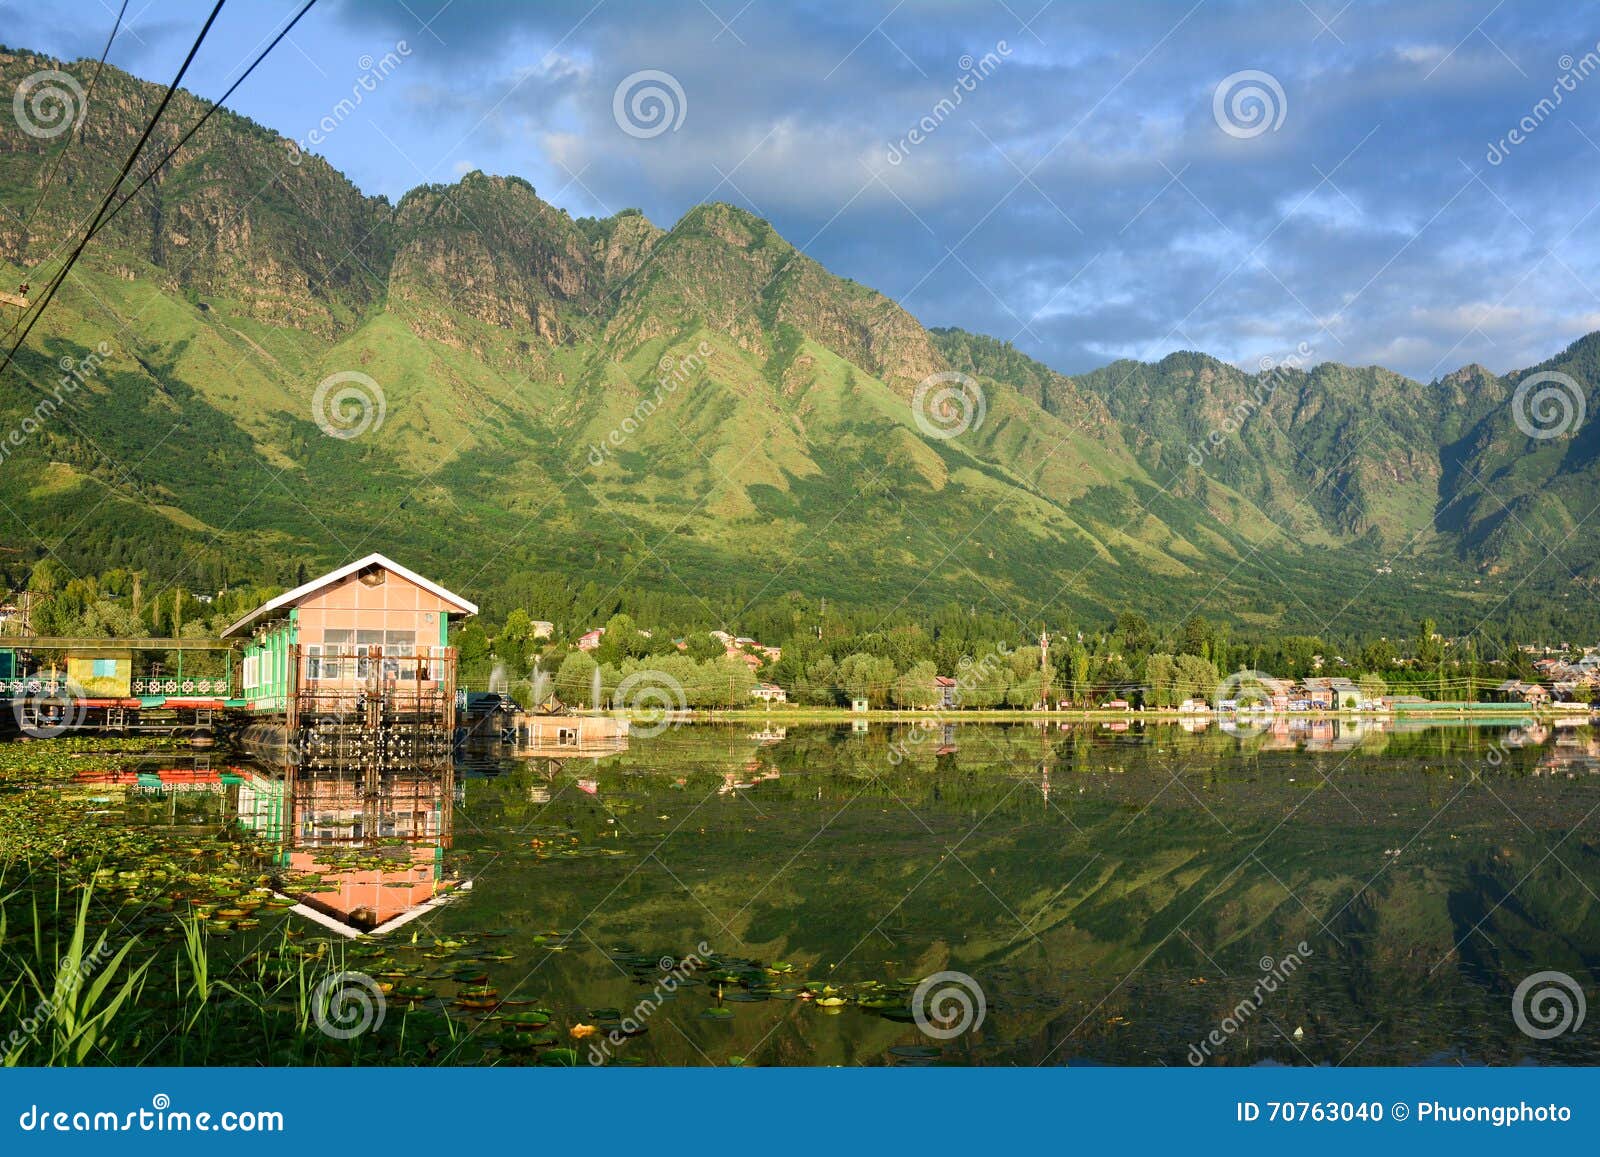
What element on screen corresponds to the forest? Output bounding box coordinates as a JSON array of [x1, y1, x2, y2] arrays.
[[2, 559, 1549, 707]]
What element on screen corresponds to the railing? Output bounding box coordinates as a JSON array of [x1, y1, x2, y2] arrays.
[[132, 676, 233, 696], [2, 675, 233, 698], [2, 677, 72, 697]]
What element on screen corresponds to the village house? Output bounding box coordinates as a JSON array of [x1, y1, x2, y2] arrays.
[[933, 674, 958, 709], [1259, 677, 1296, 711], [1497, 679, 1552, 706], [750, 682, 788, 704], [576, 628, 605, 652], [1301, 676, 1359, 708]]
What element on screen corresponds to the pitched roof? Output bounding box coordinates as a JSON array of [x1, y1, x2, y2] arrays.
[[222, 553, 478, 638]]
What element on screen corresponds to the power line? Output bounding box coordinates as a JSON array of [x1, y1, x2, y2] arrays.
[[0, 0, 228, 384], [1, 0, 131, 345], [79, 0, 319, 257]]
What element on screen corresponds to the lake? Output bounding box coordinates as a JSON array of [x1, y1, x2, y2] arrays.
[[82, 718, 1600, 1064]]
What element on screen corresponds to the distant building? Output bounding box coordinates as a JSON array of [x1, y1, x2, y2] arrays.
[[530, 620, 554, 640], [576, 628, 605, 652], [1259, 677, 1296, 711], [1302, 676, 1359, 707], [751, 682, 788, 704], [1498, 679, 1551, 706], [707, 630, 780, 666], [933, 675, 959, 709]]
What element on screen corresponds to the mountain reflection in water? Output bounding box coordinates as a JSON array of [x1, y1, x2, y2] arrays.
[[123, 719, 1600, 1064]]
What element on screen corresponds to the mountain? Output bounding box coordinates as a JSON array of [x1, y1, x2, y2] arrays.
[[0, 45, 1595, 635]]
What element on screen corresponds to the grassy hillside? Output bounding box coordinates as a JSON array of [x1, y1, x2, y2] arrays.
[[0, 46, 1592, 635]]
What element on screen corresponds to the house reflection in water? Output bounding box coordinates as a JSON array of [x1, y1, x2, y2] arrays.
[[237, 765, 465, 937]]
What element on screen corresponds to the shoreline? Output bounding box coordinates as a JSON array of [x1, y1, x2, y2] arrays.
[[570, 705, 1594, 724]]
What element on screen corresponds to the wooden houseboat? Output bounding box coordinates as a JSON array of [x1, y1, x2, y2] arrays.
[[222, 553, 476, 774]]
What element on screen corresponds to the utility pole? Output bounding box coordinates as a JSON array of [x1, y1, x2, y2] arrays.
[[1039, 629, 1051, 709]]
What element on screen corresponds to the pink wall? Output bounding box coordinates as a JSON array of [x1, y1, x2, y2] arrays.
[[295, 569, 454, 654]]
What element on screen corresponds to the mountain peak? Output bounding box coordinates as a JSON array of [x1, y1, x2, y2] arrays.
[[672, 202, 789, 251]]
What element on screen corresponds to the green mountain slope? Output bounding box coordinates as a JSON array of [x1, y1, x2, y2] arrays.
[[0, 46, 1593, 633]]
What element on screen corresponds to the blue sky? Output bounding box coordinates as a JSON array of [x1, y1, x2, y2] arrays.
[[9, 0, 1600, 381]]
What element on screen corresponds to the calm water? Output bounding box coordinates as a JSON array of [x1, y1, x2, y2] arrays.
[[146, 720, 1600, 1064]]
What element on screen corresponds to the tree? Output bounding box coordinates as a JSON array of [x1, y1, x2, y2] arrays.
[[1143, 653, 1177, 708], [960, 653, 1011, 708], [1070, 643, 1091, 706], [1180, 614, 1212, 658], [892, 660, 940, 708], [706, 655, 757, 707], [838, 652, 896, 707], [1361, 638, 1396, 672], [1415, 618, 1441, 666], [799, 654, 840, 705], [596, 613, 650, 664], [684, 632, 726, 661], [554, 651, 599, 707], [1358, 672, 1388, 702], [1174, 654, 1220, 701], [1115, 611, 1153, 654], [495, 609, 533, 670]]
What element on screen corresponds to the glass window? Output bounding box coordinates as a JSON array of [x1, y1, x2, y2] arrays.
[[386, 630, 418, 679], [355, 630, 383, 677], [92, 658, 117, 677], [320, 630, 352, 679]]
